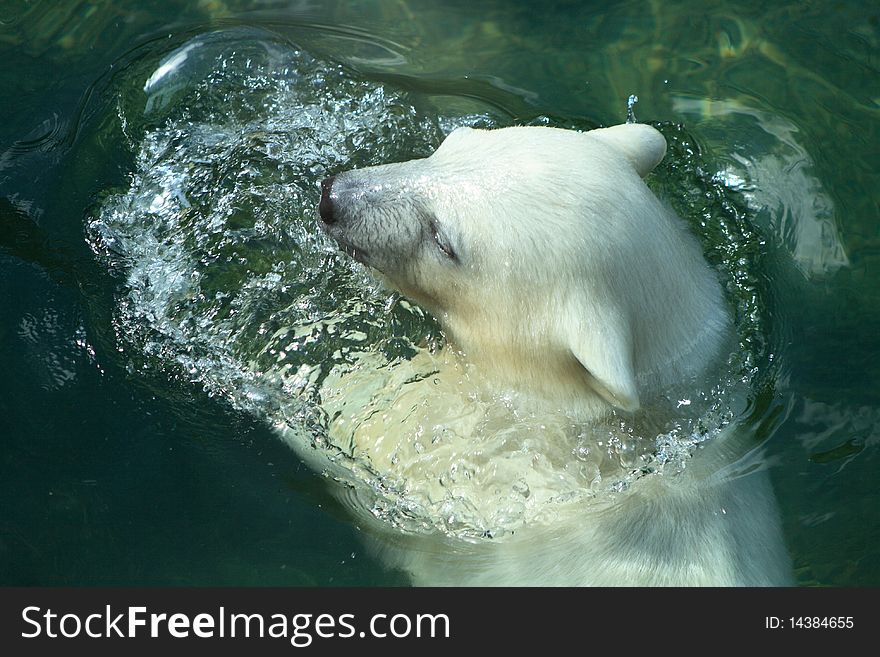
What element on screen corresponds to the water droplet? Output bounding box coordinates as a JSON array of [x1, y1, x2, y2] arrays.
[[626, 94, 639, 123], [512, 479, 530, 498]]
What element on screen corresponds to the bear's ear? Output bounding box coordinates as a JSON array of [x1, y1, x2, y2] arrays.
[[567, 310, 640, 412], [589, 124, 667, 178], [441, 126, 476, 145], [435, 126, 479, 157]]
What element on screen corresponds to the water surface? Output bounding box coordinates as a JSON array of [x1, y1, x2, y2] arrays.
[[1, 0, 878, 586]]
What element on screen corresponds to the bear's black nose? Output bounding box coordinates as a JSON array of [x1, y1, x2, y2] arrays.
[[319, 176, 336, 225]]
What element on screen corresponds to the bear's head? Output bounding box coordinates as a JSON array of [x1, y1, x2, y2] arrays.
[[319, 124, 729, 419]]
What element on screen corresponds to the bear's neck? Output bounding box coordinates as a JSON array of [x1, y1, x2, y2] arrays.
[[437, 339, 622, 422], [438, 290, 732, 422]]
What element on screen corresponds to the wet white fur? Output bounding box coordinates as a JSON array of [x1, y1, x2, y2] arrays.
[[310, 124, 791, 586]]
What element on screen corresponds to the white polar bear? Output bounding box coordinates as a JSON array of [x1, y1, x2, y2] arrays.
[[311, 123, 792, 586]]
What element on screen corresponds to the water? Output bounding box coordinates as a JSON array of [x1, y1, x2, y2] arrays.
[[1, 0, 878, 586]]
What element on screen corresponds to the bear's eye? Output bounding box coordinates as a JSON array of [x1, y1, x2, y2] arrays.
[[429, 221, 458, 261]]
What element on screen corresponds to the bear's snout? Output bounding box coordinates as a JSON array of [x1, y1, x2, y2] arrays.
[[319, 176, 336, 225]]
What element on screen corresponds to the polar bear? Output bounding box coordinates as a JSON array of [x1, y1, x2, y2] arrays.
[[312, 123, 792, 586]]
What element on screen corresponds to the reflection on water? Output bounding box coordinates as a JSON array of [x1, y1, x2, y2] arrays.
[[1, 0, 878, 585], [673, 96, 849, 279]]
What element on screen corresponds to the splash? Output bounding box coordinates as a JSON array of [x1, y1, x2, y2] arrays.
[[89, 27, 446, 474], [626, 94, 639, 123], [89, 28, 766, 540]]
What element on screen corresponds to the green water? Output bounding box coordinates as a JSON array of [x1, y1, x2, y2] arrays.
[[1, 0, 878, 586]]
